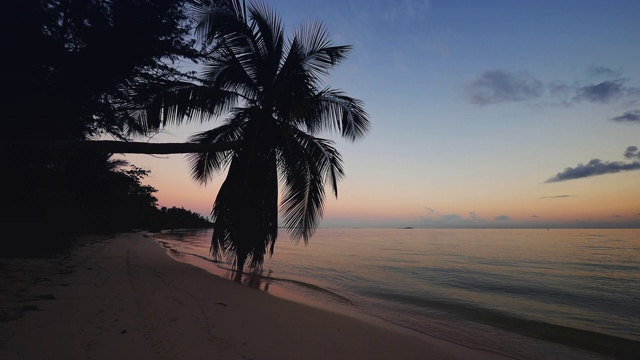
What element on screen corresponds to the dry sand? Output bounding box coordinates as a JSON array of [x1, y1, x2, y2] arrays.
[[0, 232, 508, 359]]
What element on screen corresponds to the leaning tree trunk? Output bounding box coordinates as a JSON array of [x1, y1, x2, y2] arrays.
[[6, 140, 240, 154]]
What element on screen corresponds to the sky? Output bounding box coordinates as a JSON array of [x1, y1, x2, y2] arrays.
[[119, 0, 640, 228]]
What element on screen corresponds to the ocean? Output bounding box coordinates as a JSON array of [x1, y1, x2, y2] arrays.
[[151, 228, 640, 359]]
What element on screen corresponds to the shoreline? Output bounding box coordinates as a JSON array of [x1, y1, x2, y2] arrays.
[[154, 237, 382, 326], [0, 232, 507, 359], [152, 228, 640, 360]]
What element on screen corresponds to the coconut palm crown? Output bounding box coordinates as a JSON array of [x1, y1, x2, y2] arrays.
[[148, 0, 370, 273]]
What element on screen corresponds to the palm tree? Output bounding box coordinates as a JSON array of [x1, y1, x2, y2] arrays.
[[147, 0, 370, 277]]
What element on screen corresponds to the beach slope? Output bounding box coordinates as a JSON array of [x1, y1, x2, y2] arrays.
[[0, 233, 501, 359]]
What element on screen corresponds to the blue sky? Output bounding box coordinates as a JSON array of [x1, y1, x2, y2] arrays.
[[124, 0, 640, 228]]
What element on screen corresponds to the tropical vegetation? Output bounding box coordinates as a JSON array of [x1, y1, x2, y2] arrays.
[[2, 0, 203, 254], [2, 0, 369, 269]]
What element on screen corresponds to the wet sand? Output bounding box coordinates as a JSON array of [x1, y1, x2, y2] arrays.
[[0, 232, 508, 359]]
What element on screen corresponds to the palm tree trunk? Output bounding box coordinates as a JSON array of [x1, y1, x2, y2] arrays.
[[234, 255, 246, 282], [7, 140, 240, 154]]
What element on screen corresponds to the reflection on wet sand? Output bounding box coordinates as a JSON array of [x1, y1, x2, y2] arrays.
[[223, 267, 275, 293]]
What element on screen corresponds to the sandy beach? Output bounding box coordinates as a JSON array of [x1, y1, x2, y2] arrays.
[[0, 232, 507, 360]]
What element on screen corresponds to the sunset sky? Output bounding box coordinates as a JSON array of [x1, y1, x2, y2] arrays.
[[120, 0, 640, 228]]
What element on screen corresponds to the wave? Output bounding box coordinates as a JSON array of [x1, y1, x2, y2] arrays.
[[163, 248, 355, 306], [267, 277, 355, 305], [364, 290, 640, 359], [177, 251, 225, 264]]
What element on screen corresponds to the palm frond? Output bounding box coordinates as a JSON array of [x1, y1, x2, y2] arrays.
[[277, 126, 344, 242], [210, 174, 240, 260], [202, 45, 259, 101], [295, 21, 352, 78], [210, 127, 279, 269], [197, 5, 272, 103], [185, 119, 245, 184], [144, 81, 241, 128], [247, 2, 284, 82], [306, 88, 370, 141], [273, 38, 318, 123], [191, 0, 246, 46]]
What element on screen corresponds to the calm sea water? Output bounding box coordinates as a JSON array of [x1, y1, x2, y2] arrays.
[[151, 228, 640, 359]]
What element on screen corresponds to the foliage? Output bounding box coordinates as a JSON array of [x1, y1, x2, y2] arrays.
[[3, 156, 211, 257], [1, 0, 203, 254], [3, 0, 200, 142], [155, 206, 213, 231], [147, 0, 370, 272]]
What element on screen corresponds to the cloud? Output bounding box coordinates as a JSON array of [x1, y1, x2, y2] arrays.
[[381, 0, 430, 23], [547, 146, 640, 182], [495, 215, 511, 221], [625, 146, 640, 160], [611, 110, 640, 123], [548, 82, 572, 96], [425, 207, 439, 215], [441, 213, 463, 222], [531, 215, 539, 218], [539, 195, 574, 199], [420, 209, 486, 227], [546, 158, 640, 183], [426, 208, 481, 222], [467, 66, 640, 109], [574, 80, 626, 103], [419, 212, 470, 227], [611, 214, 621, 218], [587, 65, 622, 79], [466, 70, 544, 105]]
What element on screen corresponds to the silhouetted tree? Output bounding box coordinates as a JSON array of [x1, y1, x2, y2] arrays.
[[1, 0, 202, 251], [146, 0, 370, 276], [3, 0, 199, 143], [155, 206, 213, 231]]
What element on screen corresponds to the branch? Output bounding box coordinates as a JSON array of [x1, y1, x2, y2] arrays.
[[7, 140, 240, 154]]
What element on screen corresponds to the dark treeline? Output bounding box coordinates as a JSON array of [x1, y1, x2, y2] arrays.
[[74, 165, 212, 234], [1, 0, 209, 256], [154, 206, 213, 232]]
